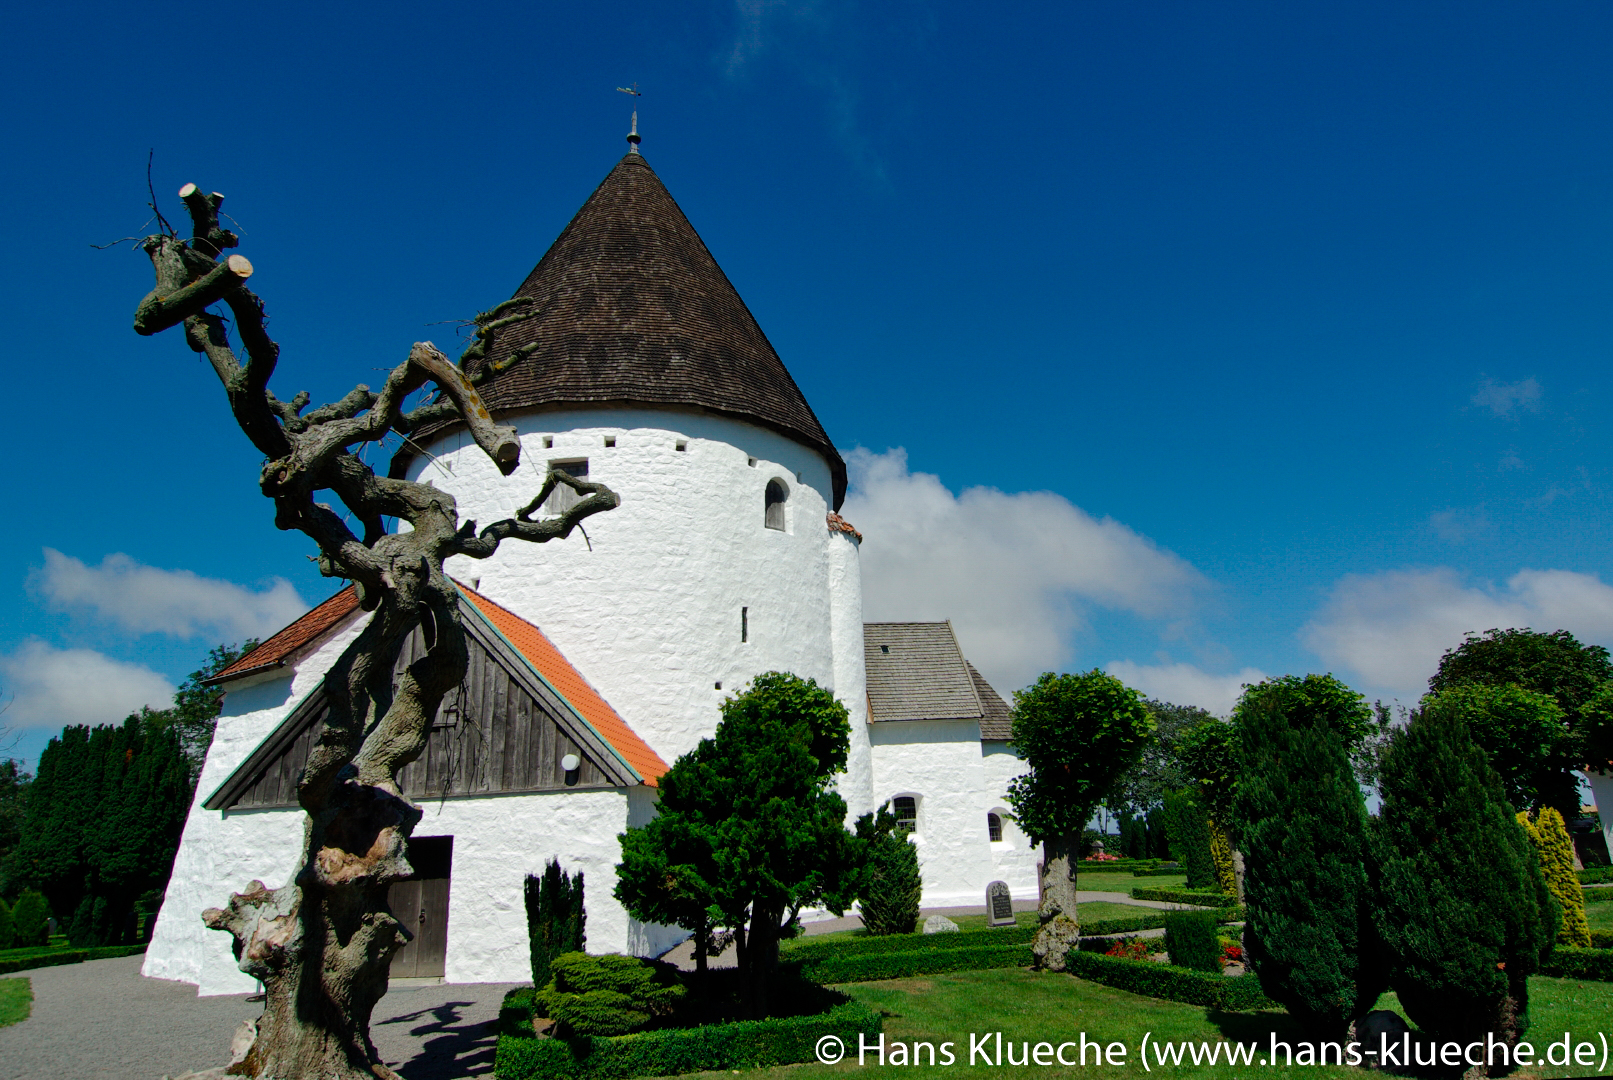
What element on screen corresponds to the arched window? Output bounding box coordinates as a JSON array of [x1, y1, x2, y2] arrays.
[[987, 812, 1003, 843], [764, 478, 788, 531], [893, 795, 917, 834]]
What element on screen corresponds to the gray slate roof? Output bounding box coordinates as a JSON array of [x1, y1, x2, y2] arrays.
[[864, 622, 1013, 740], [421, 151, 846, 508]]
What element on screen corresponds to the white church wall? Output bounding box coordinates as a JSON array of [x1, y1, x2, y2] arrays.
[[868, 721, 996, 908], [980, 742, 1040, 905], [418, 408, 840, 767], [146, 610, 369, 993], [827, 530, 873, 819]]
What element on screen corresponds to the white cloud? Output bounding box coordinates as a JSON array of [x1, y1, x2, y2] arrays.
[[842, 448, 1206, 694], [1302, 567, 1613, 697], [1105, 661, 1267, 717], [32, 549, 307, 642], [0, 641, 174, 731], [1471, 377, 1542, 417]]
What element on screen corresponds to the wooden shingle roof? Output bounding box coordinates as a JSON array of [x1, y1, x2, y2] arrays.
[[415, 151, 846, 508], [864, 622, 1013, 740]]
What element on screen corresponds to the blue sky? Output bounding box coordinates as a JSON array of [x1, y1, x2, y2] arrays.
[[4, 1, 1613, 767]]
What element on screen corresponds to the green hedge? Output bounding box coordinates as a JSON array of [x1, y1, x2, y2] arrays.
[[1074, 859, 1162, 873], [1129, 887, 1235, 906], [1584, 887, 1613, 904], [793, 943, 1031, 984], [1081, 906, 1244, 937], [1063, 950, 1274, 1011], [494, 1000, 881, 1080], [782, 925, 1033, 963], [1592, 931, 1613, 949], [1578, 866, 1613, 886], [1539, 947, 1613, 981], [1132, 866, 1188, 877], [0, 944, 146, 975]]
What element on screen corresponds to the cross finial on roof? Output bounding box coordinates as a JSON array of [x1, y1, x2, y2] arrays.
[[617, 83, 642, 153]]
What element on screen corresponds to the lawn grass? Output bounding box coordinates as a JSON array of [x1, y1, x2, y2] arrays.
[[1586, 902, 1613, 932], [681, 968, 1612, 1080], [0, 977, 31, 1028], [1077, 871, 1187, 893]]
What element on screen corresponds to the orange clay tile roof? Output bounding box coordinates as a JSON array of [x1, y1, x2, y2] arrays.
[[457, 584, 669, 787], [206, 586, 362, 685]]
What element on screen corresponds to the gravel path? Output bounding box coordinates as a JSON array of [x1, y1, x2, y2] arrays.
[[0, 955, 518, 1080]]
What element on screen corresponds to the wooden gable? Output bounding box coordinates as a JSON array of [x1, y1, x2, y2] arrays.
[[204, 604, 642, 811]]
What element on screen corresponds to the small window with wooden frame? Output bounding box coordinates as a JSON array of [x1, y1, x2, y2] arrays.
[[893, 795, 918, 835], [546, 459, 589, 514]]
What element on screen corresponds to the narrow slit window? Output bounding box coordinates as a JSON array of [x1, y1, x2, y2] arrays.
[[604, 436, 616, 447], [741, 606, 748, 642], [764, 479, 788, 531], [894, 796, 917, 834], [546, 459, 589, 514], [675, 440, 687, 451], [987, 813, 1003, 843], [542, 436, 553, 449]]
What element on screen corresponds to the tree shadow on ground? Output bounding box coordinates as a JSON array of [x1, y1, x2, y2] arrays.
[[376, 1000, 497, 1080]]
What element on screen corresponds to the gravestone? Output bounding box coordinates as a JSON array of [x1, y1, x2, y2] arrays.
[[986, 880, 1015, 926], [922, 915, 959, 934]]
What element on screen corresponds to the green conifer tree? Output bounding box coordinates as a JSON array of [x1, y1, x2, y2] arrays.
[[1374, 705, 1557, 1047], [1517, 808, 1590, 947], [10, 890, 49, 947], [858, 802, 922, 935], [1162, 789, 1215, 889], [1234, 684, 1382, 1036], [525, 859, 585, 992], [0, 896, 13, 950]]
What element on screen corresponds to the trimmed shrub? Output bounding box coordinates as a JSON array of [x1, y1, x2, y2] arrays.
[[1373, 705, 1557, 1046], [0, 943, 145, 975], [1538, 946, 1613, 982], [495, 999, 881, 1080], [1589, 930, 1612, 948], [1063, 949, 1274, 1011], [1586, 888, 1613, 904], [1579, 865, 1613, 885], [1083, 906, 1244, 937], [525, 860, 586, 999], [1164, 910, 1221, 973], [1234, 682, 1382, 1036], [1209, 825, 1235, 897], [9, 892, 48, 948], [1517, 809, 1591, 947], [536, 953, 685, 1038], [858, 835, 921, 936], [783, 925, 1033, 962], [1130, 886, 1233, 906], [793, 942, 1031, 983], [1162, 789, 1216, 889]]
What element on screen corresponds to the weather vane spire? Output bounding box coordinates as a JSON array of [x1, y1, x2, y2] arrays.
[[617, 83, 642, 153]]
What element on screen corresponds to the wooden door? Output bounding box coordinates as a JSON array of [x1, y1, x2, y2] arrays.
[[389, 836, 453, 979]]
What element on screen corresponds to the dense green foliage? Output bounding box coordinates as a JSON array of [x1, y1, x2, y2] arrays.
[[1061, 949, 1276, 1011], [0, 760, 29, 891], [2, 719, 189, 946], [856, 803, 921, 936], [1578, 681, 1613, 773], [495, 997, 881, 1080], [615, 672, 866, 1017], [1539, 946, 1613, 981], [536, 952, 686, 1038], [1109, 699, 1211, 814], [1373, 704, 1558, 1044], [1420, 684, 1568, 811], [1115, 807, 1170, 859], [1163, 910, 1221, 973], [1006, 671, 1154, 844], [0, 898, 10, 950], [525, 859, 586, 995], [1082, 906, 1245, 936], [1517, 808, 1591, 947], [8, 891, 47, 947], [1129, 885, 1233, 905], [1175, 719, 1240, 826], [1428, 627, 1613, 807], [1234, 678, 1382, 1034], [1160, 789, 1215, 889]]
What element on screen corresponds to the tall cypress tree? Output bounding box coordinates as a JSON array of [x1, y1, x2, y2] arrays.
[[525, 859, 585, 991], [1373, 705, 1557, 1046], [1234, 685, 1382, 1037]]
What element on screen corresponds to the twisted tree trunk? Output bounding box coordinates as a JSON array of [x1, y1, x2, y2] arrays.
[[132, 182, 619, 1078], [1032, 834, 1080, 972]]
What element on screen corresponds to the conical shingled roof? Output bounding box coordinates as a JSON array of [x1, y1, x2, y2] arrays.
[[461, 152, 846, 508]]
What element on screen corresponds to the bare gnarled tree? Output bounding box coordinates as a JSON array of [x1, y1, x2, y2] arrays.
[[131, 184, 618, 1079]]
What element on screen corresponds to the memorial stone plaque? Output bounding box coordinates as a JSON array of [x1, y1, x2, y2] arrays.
[[987, 880, 1015, 926]]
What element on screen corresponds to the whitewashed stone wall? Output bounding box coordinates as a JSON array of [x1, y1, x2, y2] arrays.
[[980, 742, 1040, 903], [416, 408, 845, 767]]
